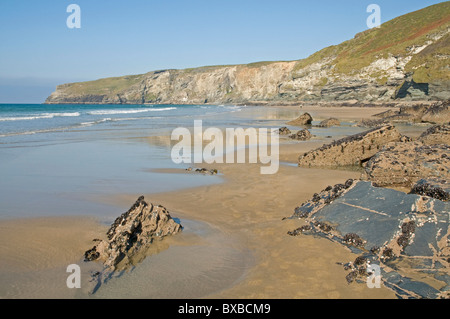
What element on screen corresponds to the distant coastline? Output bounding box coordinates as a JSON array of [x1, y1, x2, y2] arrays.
[[45, 3, 450, 106]]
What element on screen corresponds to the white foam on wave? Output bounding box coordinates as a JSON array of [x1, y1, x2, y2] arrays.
[[87, 107, 176, 115], [80, 118, 113, 127], [0, 112, 81, 122]]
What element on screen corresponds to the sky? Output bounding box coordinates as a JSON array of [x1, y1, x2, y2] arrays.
[[0, 0, 446, 103]]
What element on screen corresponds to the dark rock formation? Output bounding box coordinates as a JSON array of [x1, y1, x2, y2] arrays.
[[278, 127, 292, 135], [287, 113, 313, 126], [84, 196, 182, 271], [289, 129, 312, 141], [318, 118, 341, 128], [186, 167, 219, 175], [286, 180, 450, 299], [410, 178, 450, 201], [363, 142, 449, 188], [298, 125, 405, 167], [292, 179, 355, 219]]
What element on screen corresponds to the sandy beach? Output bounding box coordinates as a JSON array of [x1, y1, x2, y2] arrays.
[[2, 105, 432, 299]]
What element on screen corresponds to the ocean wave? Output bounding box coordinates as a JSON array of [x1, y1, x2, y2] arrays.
[[80, 118, 113, 127], [0, 112, 81, 122], [87, 107, 176, 115]]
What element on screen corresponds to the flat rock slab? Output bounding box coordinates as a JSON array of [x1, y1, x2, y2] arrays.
[[288, 180, 449, 299]]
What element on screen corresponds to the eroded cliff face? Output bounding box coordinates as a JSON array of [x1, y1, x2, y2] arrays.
[[45, 63, 298, 105], [45, 3, 450, 105]]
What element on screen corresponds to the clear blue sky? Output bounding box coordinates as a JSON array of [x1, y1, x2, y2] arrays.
[[0, 0, 445, 103]]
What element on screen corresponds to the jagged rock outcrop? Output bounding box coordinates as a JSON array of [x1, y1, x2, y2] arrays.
[[318, 118, 341, 128], [363, 142, 450, 188], [46, 3, 450, 105], [289, 129, 313, 141], [298, 125, 406, 167], [287, 113, 313, 126], [84, 196, 182, 271], [286, 180, 450, 299]]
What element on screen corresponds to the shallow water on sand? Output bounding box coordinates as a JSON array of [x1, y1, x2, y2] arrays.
[[0, 217, 252, 299]]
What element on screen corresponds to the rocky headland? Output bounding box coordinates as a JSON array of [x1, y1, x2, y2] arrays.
[[45, 3, 450, 105]]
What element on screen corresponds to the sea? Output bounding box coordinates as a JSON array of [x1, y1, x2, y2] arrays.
[[0, 104, 246, 219], [0, 103, 367, 220]]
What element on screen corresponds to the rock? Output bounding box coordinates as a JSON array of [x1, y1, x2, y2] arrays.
[[298, 125, 405, 167], [84, 196, 182, 271], [361, 101, 450, 127], [418, 124, 450, 145], [287, 225, 312, 236], [286, 180, 450, 299], [289, 129, 312, 141], [359, 101, 450, 128], [292, 179, 356, 219], [363, 142, 450, 188], [186, 167, 218, 175], [420, 100, 450, 124], [278, 127, 292, 135], [410, 178, 450, 201], [318, 118, 340, 128], [399, 101, 450, 125], [287, 113, 313, 126], [356, 118, 391, 128], [372, 110, 399, 118]]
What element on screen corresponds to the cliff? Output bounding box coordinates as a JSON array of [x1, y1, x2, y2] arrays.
[[46, 2, 450, 105]]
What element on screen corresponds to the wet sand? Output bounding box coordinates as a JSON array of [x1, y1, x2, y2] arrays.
[[0, 216, 105, 298], [0, 106, 411, 299], [142, 150, 396, 299]]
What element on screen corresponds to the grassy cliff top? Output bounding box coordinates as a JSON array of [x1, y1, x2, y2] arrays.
[[293, 1, 450, 79], [59, 2, 450, 94]]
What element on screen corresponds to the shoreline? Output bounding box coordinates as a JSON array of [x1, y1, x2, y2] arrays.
[[1, 105, 431, 299]]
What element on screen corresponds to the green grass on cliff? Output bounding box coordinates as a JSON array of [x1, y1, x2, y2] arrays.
[[66, 74, 145, 95], [293, 1, 450, 80], [405, 32, 450, 83]]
